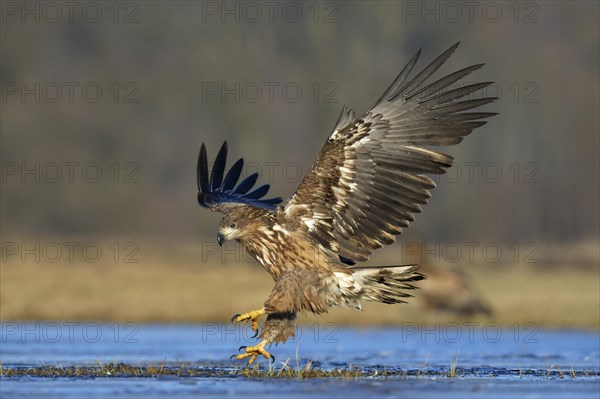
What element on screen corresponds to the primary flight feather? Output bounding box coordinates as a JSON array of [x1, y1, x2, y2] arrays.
[[197, 42, 496, 364]]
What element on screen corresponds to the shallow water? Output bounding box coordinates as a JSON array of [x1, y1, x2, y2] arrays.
[[1, 323, 599, 398]]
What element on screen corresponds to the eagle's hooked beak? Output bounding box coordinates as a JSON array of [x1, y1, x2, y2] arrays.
[[217, 232, 225, 246]]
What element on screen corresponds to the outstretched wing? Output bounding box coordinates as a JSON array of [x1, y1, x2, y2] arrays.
[[197, 141, 282, 213], [282, 43, 497, 263]]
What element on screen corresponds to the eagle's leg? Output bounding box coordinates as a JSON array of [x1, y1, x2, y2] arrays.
[[235, 339, 272, 364], [230, 312, 296, 365], [231, 308, 265, 337]]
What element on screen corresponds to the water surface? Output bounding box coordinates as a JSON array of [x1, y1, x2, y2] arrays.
[[1, 323, 598, 398]]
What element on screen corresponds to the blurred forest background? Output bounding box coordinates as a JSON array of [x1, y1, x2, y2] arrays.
[[1, 1, 598, 327]]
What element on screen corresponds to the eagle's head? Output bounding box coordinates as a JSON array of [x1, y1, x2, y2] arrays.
[[216, 205, 270, 246]]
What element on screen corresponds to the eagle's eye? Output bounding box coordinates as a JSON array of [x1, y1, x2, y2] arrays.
[[229, 222, 237, 229]]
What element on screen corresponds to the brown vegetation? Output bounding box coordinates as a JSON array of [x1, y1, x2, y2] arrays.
[[1, 239, 597, 329]]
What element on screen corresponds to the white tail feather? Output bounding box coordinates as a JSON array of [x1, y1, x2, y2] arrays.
[[351, 265, 425, 304]]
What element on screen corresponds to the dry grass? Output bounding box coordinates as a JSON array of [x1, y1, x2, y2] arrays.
[[2, 361, 597, 379], [448, 351, 460, 378], [0, 361, 450, 379], [1, 238, 598, 329]]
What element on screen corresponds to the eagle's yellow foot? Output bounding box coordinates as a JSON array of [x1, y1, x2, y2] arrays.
[[231, 339, 274, 365], [231, 308, 265, 338]]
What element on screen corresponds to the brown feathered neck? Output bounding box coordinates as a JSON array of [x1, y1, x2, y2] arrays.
[[224, 205, 275, 243], [226, 205, 289, 278]]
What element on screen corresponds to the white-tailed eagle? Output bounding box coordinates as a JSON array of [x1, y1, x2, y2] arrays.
[[197, 43, 496, 364]]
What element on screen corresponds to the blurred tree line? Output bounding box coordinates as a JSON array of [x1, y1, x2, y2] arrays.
[[1, 1, 598, 243]]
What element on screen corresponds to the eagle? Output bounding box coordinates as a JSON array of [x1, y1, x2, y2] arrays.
[[197, 43, 496, 364]]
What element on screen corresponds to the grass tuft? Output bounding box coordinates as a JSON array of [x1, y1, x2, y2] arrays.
[[448, 351, 460, 378], [546, 365, 564, 379]]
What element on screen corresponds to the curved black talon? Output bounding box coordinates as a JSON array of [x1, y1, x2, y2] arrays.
[[229, 354, 238, 361], [231, 313, 241, 322], [250, 329, 259, 339], [238, 345, 247, 352], [269, 355, 275, 364]]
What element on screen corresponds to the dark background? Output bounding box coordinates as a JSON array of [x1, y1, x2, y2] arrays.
[[2, 1, 598, 244]]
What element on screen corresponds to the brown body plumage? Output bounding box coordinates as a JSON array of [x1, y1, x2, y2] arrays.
[[197, 43, 496, 363], [222, 206, 423, 320]]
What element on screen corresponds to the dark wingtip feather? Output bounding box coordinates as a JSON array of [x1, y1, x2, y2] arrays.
[[198, 143, 209, 192], [246, 184, 271, 199], [221, 158, 244, 191], [234, 173, 259, 195], [260, 197, 283, 206], [197, 141, 282, 211], [210, 141, 228, 190]]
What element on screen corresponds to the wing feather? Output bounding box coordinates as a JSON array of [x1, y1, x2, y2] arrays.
[[281, 43, 496, 262], [197, 141, 282, 212], [209, 143, 228, 190]]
